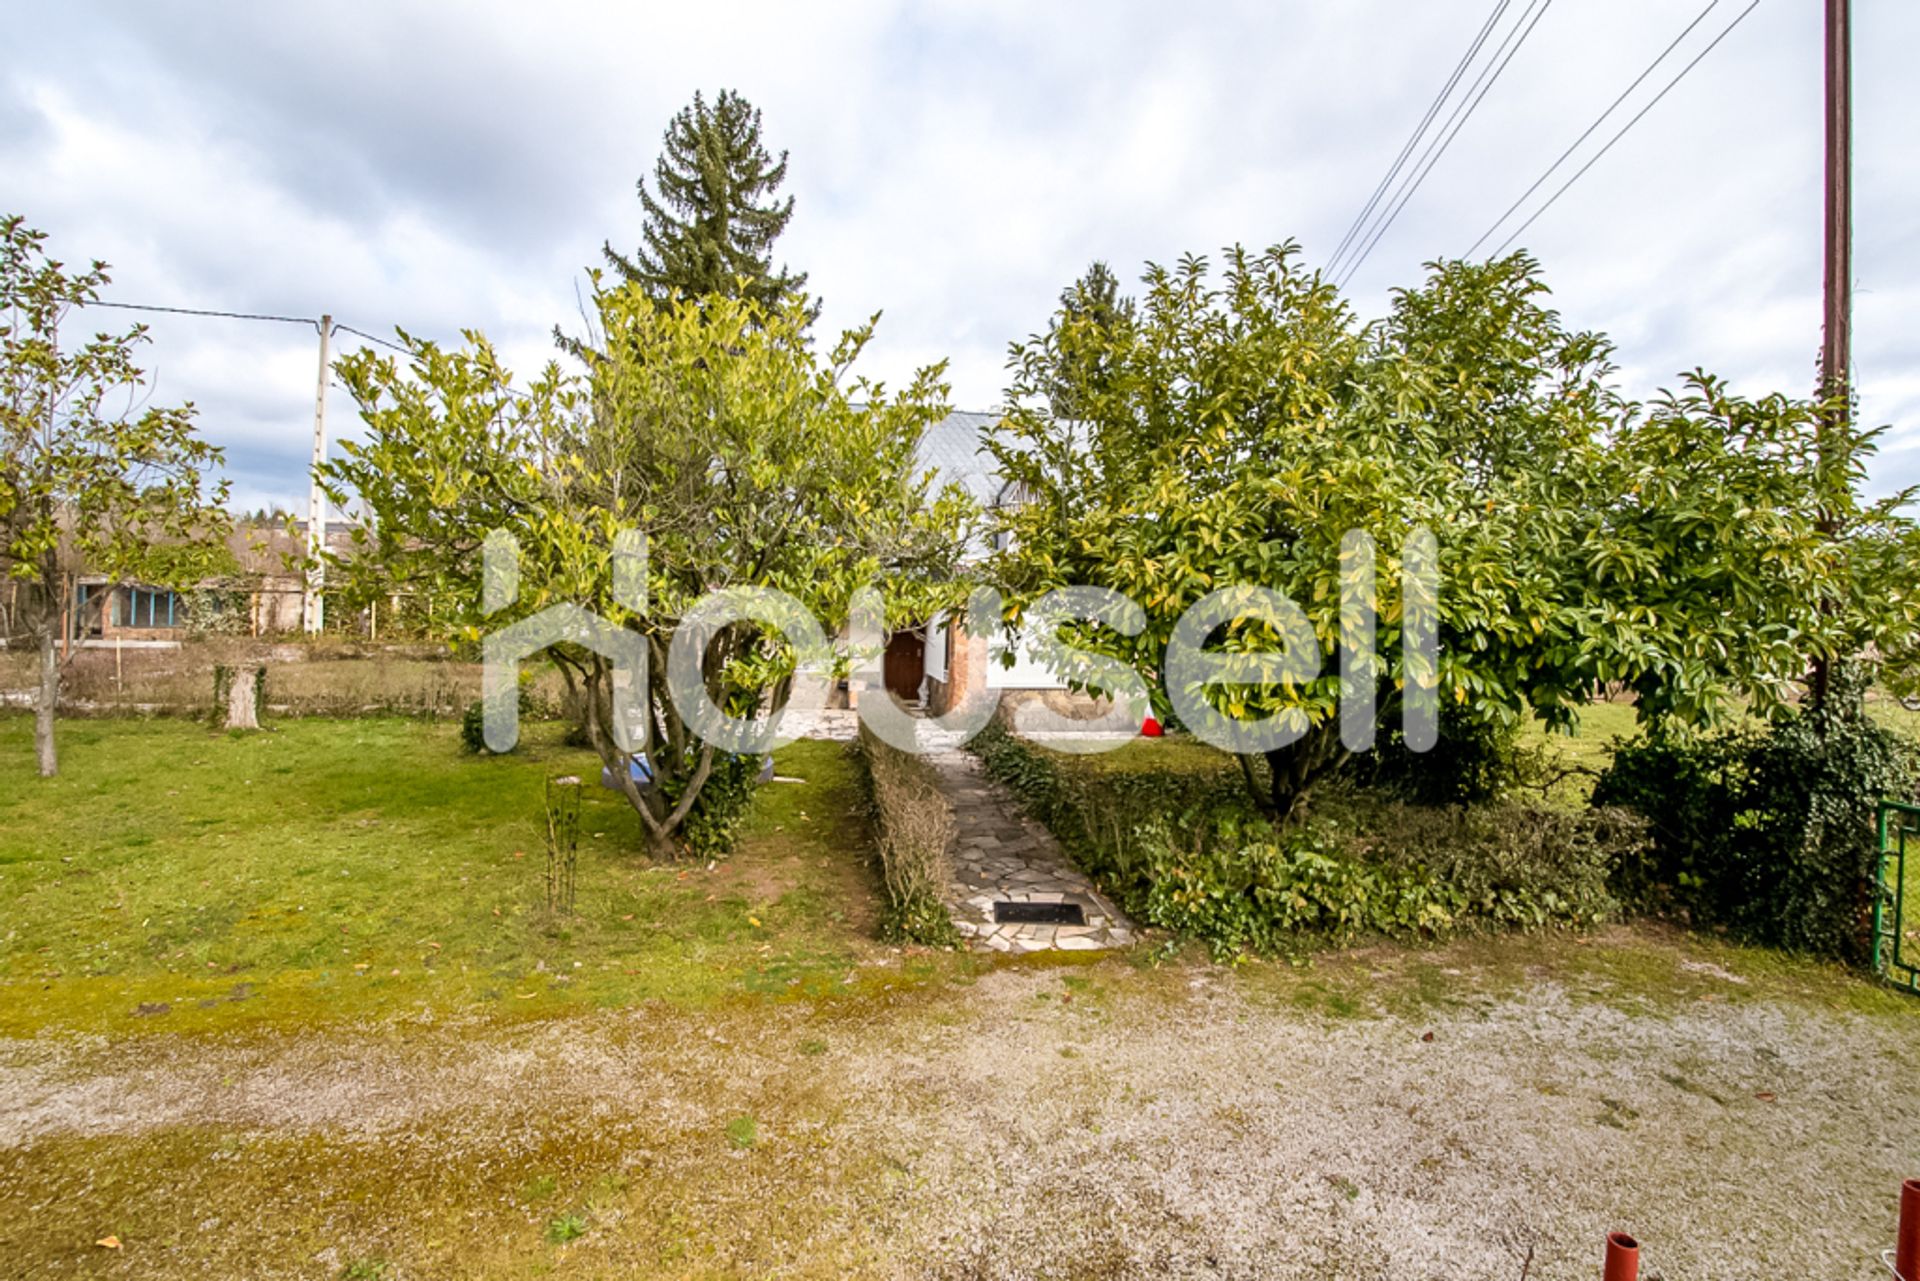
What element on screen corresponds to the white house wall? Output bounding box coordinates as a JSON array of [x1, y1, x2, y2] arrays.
[[985, 626, 1068, 691]]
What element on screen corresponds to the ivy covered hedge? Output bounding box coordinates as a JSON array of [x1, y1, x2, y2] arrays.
[[970, 723, 1643, 958], [1593, 669, 1914, 962]]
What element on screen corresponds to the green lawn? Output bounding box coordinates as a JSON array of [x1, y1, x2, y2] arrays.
[[0, 716, 907, 1035], [3, 699, 1910, 1039]]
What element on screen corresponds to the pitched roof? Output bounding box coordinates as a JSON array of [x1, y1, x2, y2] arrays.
[[917, 410, 1008, 506]]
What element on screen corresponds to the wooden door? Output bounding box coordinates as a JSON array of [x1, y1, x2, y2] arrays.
[[883, 629, 925, 701]]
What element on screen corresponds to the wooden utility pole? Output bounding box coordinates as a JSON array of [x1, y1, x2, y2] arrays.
[[1811, 0, 1850, 710], [302, 314, 332, 635], [1821, 0, 1851, 410]]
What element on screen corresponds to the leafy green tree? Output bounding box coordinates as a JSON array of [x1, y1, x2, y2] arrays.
[[0, 216, 232, 777], [323, 285, 972, 856], [1573, 373, 1918, 723], [989, 244, 1919, 817], [606, 89, 808, 312]]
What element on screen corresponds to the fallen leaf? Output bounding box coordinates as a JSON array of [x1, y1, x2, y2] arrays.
[[748, 916, 762, 928], [1755, 1091, 1776, 1102], [621, 914, 635, 921], [96, 1236, 121, 1250], [516, 992, 536, 1000], [1421, 1031, 1435, 1043], [513, 850, 526, 859]]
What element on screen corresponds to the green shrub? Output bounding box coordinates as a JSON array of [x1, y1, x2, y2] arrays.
[[459, 699, 490, 753], [1355, 799, 1640, 930], [1138, 801, 1637, 959], [1354, 702, 1529, 805], [1594, 667, 1913, 961], [1141, 820, 1456, 958], [459, 680, 543, 754], [667, 750, 763, 860], [855, 728, 960, 945]]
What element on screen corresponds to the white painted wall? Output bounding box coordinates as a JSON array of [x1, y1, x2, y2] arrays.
[[986, 626, 1067, 690], [925, 613, 947, 681]]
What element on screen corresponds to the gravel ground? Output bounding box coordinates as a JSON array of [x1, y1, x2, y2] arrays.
[[0, 950, 1915, 1279]]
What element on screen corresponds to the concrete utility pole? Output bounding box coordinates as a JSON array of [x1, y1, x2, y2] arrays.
[[302, 314, 332, 635], [1812, 0, 1850, 709]]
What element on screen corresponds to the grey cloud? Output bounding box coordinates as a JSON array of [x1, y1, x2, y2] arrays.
[[4, 0, 1914, 513]]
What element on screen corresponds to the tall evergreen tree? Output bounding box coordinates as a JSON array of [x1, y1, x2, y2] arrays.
[[1038, 260, 1134, 420], [605, 89, 808, 311]]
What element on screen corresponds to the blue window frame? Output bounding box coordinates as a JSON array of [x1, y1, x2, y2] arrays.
[[117, 586, 180, 630], [74, 583, 106, 636]]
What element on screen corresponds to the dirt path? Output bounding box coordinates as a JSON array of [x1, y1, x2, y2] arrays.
[[1, 949, 1916, 1279]]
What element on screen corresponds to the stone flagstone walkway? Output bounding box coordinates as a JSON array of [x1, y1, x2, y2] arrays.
[[927, 750, 1135, 953]]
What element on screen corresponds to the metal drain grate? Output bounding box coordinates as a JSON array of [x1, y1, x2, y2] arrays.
[[992, 900, 1086, 926]]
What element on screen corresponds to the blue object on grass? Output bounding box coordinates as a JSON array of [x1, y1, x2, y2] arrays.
[[599, 753, 654, 791]]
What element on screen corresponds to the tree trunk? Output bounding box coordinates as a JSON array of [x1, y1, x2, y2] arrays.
[[34, 618, 57, 777], [576, 655, 718, 859], [1260, 721, 1350, 822], [224, 665, 262, 730]]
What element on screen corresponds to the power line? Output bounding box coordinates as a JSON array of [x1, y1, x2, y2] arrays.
[[1336, 0, 1557, 291], [332, 322, 412, 357], [77, 298, 319, 329], [1325, 0, 1515, 280], [1488, 0, 1761, 258], [79, 299, 427, 360], [1465, 0, 1726, 259], [1337, 0, 1555, 289]]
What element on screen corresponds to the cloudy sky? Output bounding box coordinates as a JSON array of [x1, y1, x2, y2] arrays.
[[6, 1, 1916, 513]]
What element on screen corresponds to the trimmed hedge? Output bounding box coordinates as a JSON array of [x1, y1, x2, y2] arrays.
[[972, 723, 1643, 958], [855, 728, 961, 946]]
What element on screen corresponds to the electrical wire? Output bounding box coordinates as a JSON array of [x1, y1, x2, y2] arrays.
[[1325, 0, 1515, 279], [76, 298, 317, 328], [332, 322, 412, 356], [1336, 0, 1557, 291], [1488, 0, 1761, 257], [1465, 0, 1726, 259], [77, 301, 426, 359]]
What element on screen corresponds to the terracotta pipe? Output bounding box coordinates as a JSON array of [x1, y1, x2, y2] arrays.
[[1897, 1179, 1920, 1281], [1602, 1232, 1639, 1281]]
